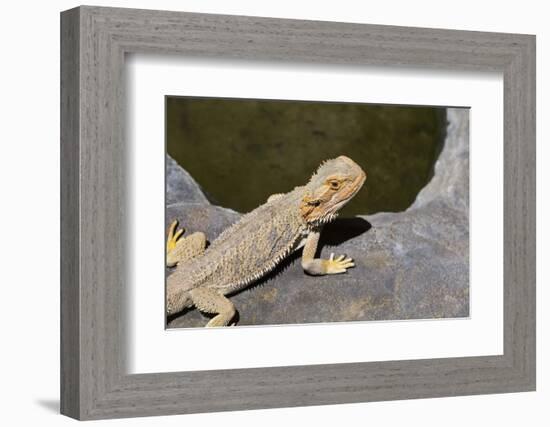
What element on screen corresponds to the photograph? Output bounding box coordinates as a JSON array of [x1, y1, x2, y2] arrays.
[[164, 97, 469, 328]]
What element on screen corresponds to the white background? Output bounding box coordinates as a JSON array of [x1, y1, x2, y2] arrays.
[[0, 1, 547, 426], [128, 58, 503, 373]]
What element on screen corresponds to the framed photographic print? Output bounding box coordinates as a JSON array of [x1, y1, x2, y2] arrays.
[[60, 5, 536, 420]]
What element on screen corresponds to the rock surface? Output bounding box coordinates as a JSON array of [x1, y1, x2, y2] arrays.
[[166, 108, 469, 328], [166, 155, 209, 205]]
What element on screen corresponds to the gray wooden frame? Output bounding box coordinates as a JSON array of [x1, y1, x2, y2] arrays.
[[60, 5, 536, 420]]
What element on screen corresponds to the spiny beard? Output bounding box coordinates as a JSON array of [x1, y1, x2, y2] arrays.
[[307, 212, 338, 228]]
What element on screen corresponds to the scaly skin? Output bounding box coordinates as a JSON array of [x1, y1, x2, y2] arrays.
[[166, 155, 367, 327]]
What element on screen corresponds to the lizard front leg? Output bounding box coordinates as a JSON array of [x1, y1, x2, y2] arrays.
[[166, 220, 207, 267], [301, 229, 355, 275], [189, 288, 237, 327]]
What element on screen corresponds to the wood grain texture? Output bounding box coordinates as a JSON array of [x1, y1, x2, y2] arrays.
[[60, 7, 80, 419], [60, 6, 536, 420]]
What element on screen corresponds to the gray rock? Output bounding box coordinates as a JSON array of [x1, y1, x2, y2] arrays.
[[166, 108, 469, 328], [166, 155, 209, 205], [412, 108, 469, 213]]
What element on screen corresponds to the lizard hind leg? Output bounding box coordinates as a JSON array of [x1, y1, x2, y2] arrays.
[[166, 220, 207, 267], [189, 288, 237, 327]]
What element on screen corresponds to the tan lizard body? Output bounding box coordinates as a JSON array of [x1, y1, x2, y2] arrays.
[[166, 156, 366, 327]]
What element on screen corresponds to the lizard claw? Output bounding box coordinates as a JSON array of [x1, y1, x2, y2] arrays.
[[167, 220, 185, 252], [326, 252, 355, 274]]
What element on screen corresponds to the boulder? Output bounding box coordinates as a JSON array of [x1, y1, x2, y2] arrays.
[[166, 154, 209, 205]]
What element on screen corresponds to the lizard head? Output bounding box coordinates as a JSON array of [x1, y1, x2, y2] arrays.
[[300, 155, 366, 224]]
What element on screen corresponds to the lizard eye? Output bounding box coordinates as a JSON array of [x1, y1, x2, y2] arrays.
[[328, 180, 340, 190]]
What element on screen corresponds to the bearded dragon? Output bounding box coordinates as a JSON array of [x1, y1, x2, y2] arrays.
[[166, 155, 367, 327]]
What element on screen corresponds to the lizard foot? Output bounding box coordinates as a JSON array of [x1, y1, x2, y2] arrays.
[[206, 314, 238, 328], [166, 220, 207, 267], [325, 253, 355, 274]]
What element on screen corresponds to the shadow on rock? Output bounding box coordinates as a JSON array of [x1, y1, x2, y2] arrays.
[[320, 217, 372, 247]]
